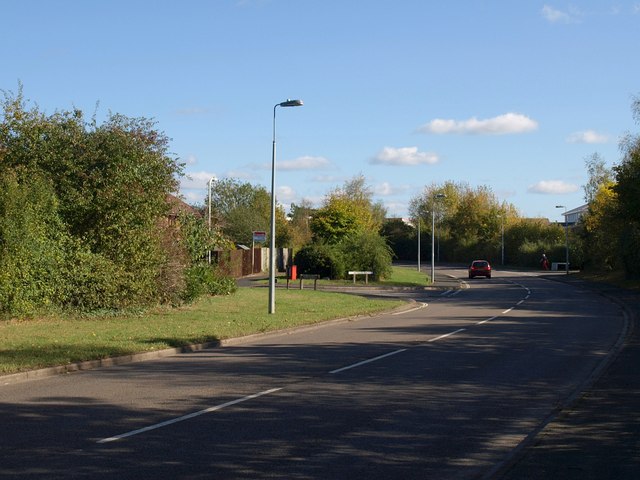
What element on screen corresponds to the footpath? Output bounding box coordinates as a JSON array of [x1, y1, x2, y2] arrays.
[[498, 275, 640, 479]]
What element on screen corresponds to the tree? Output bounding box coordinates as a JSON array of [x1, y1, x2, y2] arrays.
[[287, 200, 314, 249], [311, 174, 386, 244], [0, 87, 185, 311], [581, 181, 621, 271], [583, 152, 613, 204], [612, 95, 640, 276], [409, 181, 517, 262], [208, 178, 289, 247]]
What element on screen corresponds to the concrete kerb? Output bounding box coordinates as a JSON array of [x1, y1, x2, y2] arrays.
[[0, 289, 426, 387]]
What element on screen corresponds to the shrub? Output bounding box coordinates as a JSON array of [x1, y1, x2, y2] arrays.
[[182, 264, 237, 303], [338, 231, 393, 280], [294, 243, 346, 279]]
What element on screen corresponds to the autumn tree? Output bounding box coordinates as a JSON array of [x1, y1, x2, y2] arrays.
[[207, 178, 290, 247]]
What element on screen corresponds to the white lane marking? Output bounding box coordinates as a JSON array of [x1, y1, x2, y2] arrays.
[[329, 348, 407, 374], [517, 300, 525, 305], [477, 316, 498, 325], [502, 308, 513, 314], [440, 289, 453, 297], [97, 387, 282, 444], [393, 302, 428, 315], [428, 328, 466, 342]]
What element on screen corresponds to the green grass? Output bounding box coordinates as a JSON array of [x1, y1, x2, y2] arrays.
[[0, 288, 405, 375], [382, 265, 430, 286]]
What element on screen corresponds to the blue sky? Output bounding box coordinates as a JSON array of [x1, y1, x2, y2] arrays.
[[2, 1, 639, 222]]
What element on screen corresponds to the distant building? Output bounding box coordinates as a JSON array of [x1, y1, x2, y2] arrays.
[[559, 204, 588, 226]]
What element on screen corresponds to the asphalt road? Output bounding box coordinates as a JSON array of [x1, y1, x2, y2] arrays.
[[0, 267, 625, 479]]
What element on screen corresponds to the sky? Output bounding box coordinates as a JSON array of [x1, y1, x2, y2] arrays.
[[2, 1, 639, 223]]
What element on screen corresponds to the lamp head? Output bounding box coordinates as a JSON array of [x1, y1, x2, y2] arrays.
[[279, 99, 303, 107]]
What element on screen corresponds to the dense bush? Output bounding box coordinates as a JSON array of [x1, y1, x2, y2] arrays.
[[0, 88, 243, 316], [339, 231, 393, 280], [0, 170, 68, 315], [294, 243, 346, 279], [182, 264, 237, 303]]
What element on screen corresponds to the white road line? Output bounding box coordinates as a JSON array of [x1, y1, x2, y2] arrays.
[[393, 303, 428, 315], [428, 328, 466, 342], [517, 300, 525, 305], [477, 316, 498, 325], [329, 348, 407, 374], [502, 308, 513, 314], [97, 387, 282, 444]]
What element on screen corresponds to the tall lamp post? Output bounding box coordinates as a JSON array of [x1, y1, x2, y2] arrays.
[[556, 205, 569, 274], [431, 193, 446, 284], [269, 99, 303, 314], [207, 176, 217, 264], [501, 215, 505, 266], [417, 217, 421, 272]]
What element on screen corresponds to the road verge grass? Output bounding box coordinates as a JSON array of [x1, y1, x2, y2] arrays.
[[0, 288, 405, 375]]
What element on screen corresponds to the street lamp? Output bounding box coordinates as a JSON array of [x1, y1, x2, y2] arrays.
[[501, 215, 505, 266], [207, 176, 217, 264], [417, 216, 421, 272], [431, 193, 446, 284], [269, 99, 303, 314], [556, 205, 569, 274]]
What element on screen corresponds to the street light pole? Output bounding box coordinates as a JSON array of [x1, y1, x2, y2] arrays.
[[417, 218, 421, 272], [207, 176, 217, 264], [269, 99, 303, 314], [501, 215, 505, 266], [556, 205, 569, 274], [431, 193, 446, 284]]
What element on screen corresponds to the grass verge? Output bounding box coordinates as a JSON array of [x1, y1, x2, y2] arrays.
[[0, 288, 405, 375]]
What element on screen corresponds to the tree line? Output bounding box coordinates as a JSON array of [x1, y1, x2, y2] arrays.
[[2, 88, 637, 318]]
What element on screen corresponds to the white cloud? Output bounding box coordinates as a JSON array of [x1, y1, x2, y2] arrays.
[[371, 146, 439, 166], [527, 180, 579, 194], [180, 190, 205, 205], [180, 171, 218, 190], [181, 154, 198, 166], [374, 182, 411, 196], [276, 185, 296, 201], [225, 169, 259, 180], [566, 130, 610, 144], [417, 113, 538, 135], [541, 5, 581, 23], [278, 156, 330, 171]]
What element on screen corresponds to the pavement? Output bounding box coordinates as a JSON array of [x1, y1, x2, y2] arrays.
[[495, 274, 640, 479]]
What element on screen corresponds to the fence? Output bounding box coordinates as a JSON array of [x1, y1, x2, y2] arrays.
[[213, 248, 292, 278]]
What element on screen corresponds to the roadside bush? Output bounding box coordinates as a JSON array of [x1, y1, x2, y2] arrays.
[[338, 231, 393, 280], [0, 171, 68, 315], [294, 243, 346, 279], [182, 264, 237, 303]]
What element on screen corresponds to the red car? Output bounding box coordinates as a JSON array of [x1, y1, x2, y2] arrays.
[[468, 260, 492, 279]]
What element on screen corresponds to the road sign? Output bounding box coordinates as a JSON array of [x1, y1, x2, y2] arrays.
[[253, 231, 267, 243]]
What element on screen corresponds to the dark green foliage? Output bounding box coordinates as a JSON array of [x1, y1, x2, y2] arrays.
[[182, 265, 237, 303], [0, 170, 68, 314], [381, 218, 416, 261], [0, 87, 189, 314], [339, 231, 394, 280], [294, 243, 346, 279]]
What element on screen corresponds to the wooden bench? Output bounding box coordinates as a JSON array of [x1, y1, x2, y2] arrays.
[[348, 271, 373, 284], [299, 273, 320, 290]]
